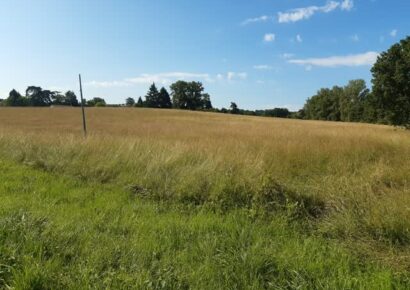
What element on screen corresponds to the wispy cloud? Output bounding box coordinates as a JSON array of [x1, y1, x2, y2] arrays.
[[341, 0, 354, 11], [226, 72, 248, 81], [278, 0, 354, 23], [253, 65, 272, 70], [351, 34, 360, 42], [87, 71, 248, 88], [390, 29, 398, 37], [264, 33, 275, 42], [296, 34, 303, 43], [241, 15, 271, 26], [126, 72, 213, 85], [281, 53, 295, 59], [288, 51, 379, 67]]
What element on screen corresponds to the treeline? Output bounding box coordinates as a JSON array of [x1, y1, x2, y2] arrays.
[[127, 81, 293, 118], [125, 81, 213, 110], [301, 36, 410, 127], [1, 87, 79, 107], [0, 86, 111, 107]]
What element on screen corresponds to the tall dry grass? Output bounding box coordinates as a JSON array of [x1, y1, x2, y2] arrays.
[[0, 107, 409, 266]]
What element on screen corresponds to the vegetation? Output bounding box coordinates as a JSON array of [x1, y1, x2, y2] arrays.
[[302, 36, 410, 128], [0, 107, 409, 288]]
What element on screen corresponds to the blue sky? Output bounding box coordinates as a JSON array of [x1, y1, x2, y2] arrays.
[[0, 0, 408, 110]]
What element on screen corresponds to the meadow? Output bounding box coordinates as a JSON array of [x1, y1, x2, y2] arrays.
[[0, 107, 409, 289]]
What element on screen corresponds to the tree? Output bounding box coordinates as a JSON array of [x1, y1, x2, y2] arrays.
[[371, 36, 410, 127], [264, 108, 290, 118], [170, 81, 211, 110], [5, 89, 26, 106], [87, 97, 106, 107], [136, 97, 144, 107], [126, 97, 135, 107], [201, 93, 213, 110], [230, 102, 240, 114], [158, 87, 172, 108], [65, 91, 79, 106], [339, 80, 369, 122], [145, 83, 160, 108], [26, 86, 53, 106]]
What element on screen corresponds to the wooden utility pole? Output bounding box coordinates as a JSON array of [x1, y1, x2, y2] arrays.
[[79, 74, 87, 137]]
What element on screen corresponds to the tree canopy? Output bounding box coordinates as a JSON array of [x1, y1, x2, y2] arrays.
[[371, 36, 410, 127]]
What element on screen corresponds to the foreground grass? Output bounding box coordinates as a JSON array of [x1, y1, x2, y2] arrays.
[[1, 160, 408, 289], [0, 107, 409, 287]]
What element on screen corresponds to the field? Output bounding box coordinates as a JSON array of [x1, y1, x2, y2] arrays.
[[0, 107, 409, 289]]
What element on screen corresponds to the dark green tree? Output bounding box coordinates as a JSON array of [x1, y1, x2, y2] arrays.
[[230, 102, 240, 114], [65, 91, 79, 106], [126, 97, 135, 107], [5, 89, 26, 106], [26, 86, 53, 106], [136, 97, 144, 107], [371, 36, 410, 127], [201, 93, 213, 110], [145, 83, 160, 108], [158, 87, 172, 108]]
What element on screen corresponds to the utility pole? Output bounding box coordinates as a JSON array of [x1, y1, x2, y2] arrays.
[[79, 74, 87, 137]]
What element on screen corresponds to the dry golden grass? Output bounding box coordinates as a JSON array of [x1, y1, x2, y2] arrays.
[[0, 107, 409, 269]]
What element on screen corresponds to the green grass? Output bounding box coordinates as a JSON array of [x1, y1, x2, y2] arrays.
[[0, 160, 409, 289]]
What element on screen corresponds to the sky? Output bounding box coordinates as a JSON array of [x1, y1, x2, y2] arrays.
[[0, 0, 409, 110]]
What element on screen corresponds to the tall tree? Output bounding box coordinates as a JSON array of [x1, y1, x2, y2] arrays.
[[145, 83, 160, 108], [158, 87, 172, 108], [371, 36, 410, 127], [136, 97, 144, 107]]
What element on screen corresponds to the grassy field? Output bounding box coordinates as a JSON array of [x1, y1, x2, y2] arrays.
[[0, 107, 409, 289]]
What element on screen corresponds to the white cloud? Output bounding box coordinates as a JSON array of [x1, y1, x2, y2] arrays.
[[226, 72, 248, 81], [278, 0, 353, 23], [87, 71, 248, 88], [253, 65, 272, 70], [125, 72, 213, 85], [264, 33, 275, 42], [86, 80, 131, 88], [390, 29, 398, 37], [241, 15, 271, 26], [288, 51, 379, 67], [341, 0, 354, 11], [296, 34, 303, 43]]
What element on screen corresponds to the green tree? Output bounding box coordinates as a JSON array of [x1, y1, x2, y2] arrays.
[[65, 91, 79, 106], [170, 81, 211, 110], [5, 89, 26, 106], [145, 83, 160, 108], [158, 87, 172, 108], [201, 93, 213, 110], [339, 80, 369, 122], [136, 97, 144, 107], [371, 36, 410, 127], [126, 97, 135, 107], [230, 102, 240, 114], [87, 97, 106, 107], [26, 86, 53, 106]]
